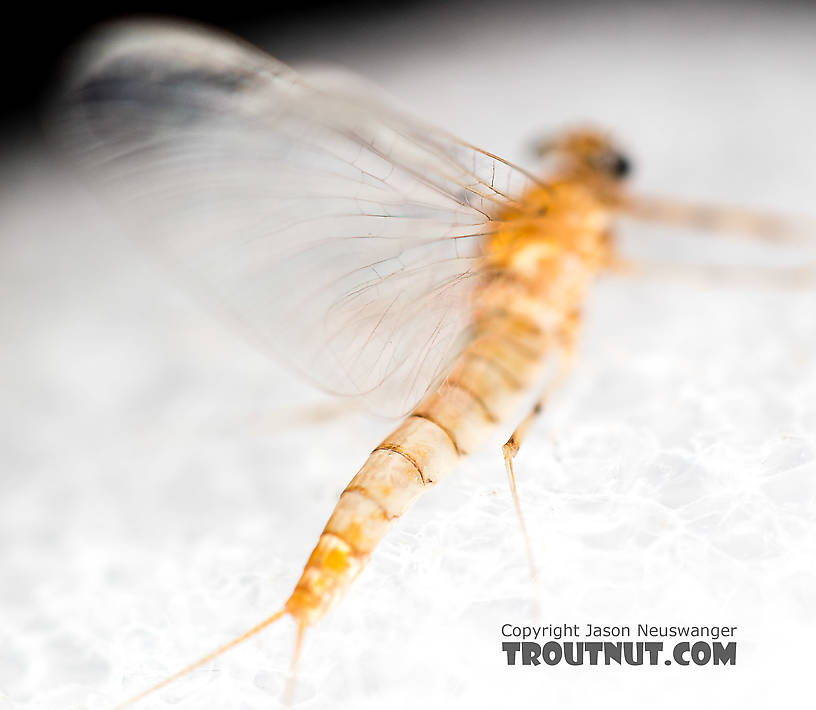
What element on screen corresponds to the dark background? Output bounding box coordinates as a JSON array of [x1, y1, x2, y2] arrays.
[[1, 0, 419, 125], [5, 0, 808, 127]]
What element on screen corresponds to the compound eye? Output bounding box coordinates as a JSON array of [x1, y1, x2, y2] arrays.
[[610, 153, 631, 178]]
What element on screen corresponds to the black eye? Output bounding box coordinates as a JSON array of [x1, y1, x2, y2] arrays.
[[610, 153, 631, 178]]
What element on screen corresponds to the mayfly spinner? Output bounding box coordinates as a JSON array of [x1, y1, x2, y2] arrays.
[[51, 19, 815, 708]]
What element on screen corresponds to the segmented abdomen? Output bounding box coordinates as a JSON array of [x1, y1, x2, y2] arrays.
[[285, 278, 555, 625]]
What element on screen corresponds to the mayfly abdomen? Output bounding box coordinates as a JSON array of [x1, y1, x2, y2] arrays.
[[285, 297, 556, 625]]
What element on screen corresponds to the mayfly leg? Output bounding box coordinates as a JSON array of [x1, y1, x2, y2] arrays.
[[624, 194, 816, 245], [501, 316, 578, 599], [259, 399, 363, 433], [617, 196, 816, 288], [617, 259, 816, 290]]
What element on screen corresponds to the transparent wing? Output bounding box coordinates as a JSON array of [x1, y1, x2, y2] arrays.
[[51, 19, 539, 417]]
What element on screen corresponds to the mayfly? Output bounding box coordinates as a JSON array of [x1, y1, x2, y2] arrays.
[[50, 18, 815, 708]]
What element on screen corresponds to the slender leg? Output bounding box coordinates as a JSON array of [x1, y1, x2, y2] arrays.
[[503, 430, 539, 587], [261, 399, 357, 432], [624, 194, 816, 245], [501, 319, 577, 589], [614, 258, 816, 290]]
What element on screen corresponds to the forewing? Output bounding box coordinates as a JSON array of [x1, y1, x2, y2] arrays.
[[51, 20, 538, 416]]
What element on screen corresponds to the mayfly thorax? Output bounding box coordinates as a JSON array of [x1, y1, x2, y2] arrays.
[[49, 18, 816, 708]]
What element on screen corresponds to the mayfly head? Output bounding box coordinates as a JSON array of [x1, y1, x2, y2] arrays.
[[535, 127, 632, 183]]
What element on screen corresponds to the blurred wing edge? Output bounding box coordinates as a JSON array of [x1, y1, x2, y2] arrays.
[[47, 18, 532, 418]]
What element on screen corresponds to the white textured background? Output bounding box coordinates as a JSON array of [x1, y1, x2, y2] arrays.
[[2, 1, 816, 708]]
